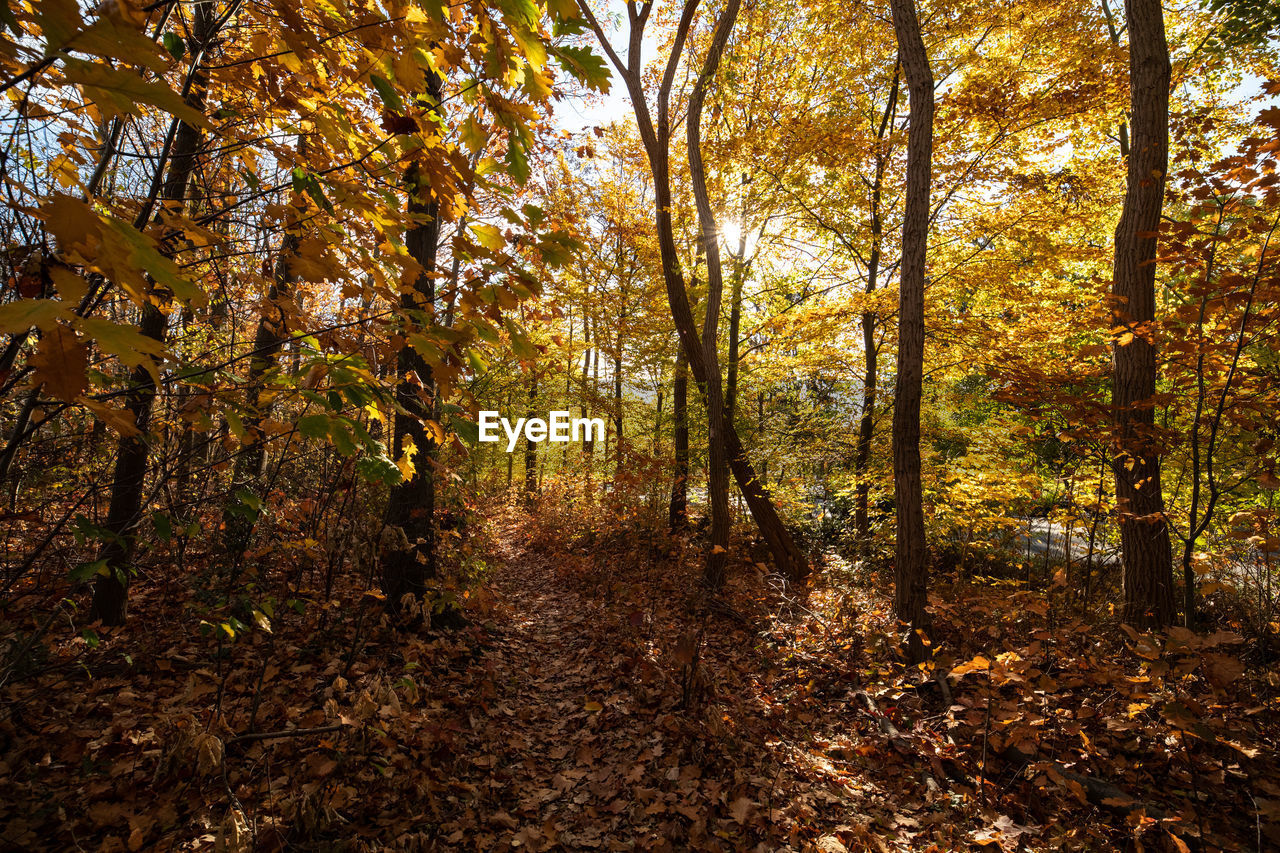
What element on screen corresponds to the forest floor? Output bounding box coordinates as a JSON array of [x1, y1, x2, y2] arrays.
[[1, 505, 1278, 851]]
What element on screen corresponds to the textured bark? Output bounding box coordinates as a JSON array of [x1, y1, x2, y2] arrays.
[[1112, 0, 1174, 629], [888, 0, 933, 655], [91, 6, 217, 624], [381, 70, 445, 609]]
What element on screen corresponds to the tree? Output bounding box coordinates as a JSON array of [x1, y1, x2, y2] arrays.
[[1111, 0, 1175, 628], [91, 2, 221, 625], [580, 0, 809, 585], [888, 0, 934, 656], [381, 68, 447, 610]]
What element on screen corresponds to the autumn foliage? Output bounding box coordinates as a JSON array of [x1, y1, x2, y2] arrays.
[[1, 0, 1279, 850]]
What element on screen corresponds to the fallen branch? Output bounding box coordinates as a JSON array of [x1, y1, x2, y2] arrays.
[[227, 724, 342, 747], [855, 690, 945, 793], [1040, 761, 1165, 819]]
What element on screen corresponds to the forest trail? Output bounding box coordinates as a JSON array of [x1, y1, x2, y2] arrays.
[[451, 536, 653, 848], [429, 520, 941, 852], [436, 526, 757, 851]]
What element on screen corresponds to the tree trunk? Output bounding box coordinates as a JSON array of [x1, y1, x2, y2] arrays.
[[381, 71, 445, 610], [524, 372, 538, 500], [1112, 0, 1175, 629], [854, 65, 899, 543], [614, 345, 624, 476], [581, 0, 808, 585], [888, 0, 934, 658], [91, 5, 217, 624], [669, 352, 689, 533], [686, 0, 740, 590], [224, 214, 297, 562]]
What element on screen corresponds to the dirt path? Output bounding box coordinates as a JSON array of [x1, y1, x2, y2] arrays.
[[422, 527, 920, 852], [433, 540, 695, 850]]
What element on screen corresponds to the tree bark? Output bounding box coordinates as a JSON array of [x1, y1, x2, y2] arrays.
[[91, 5, 217, 624], [381, 70, 445, 610], [888, 0, 934, 656], [1112, 0, 1175, 629], [686, 0, 740, 589], [669, 351, 689, 533]]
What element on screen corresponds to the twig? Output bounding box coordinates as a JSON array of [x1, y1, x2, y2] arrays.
[[227, 723, 341, 747]]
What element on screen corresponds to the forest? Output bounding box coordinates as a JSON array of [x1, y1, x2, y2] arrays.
[[1, 0, 1279, 849]]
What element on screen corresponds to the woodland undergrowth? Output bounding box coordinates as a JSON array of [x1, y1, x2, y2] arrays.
[[1, 497, 1277, 852]]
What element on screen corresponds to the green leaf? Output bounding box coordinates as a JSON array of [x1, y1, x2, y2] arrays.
[[505, 137, 530, 185], [356, 454, 401, 485], [0, 299, 69, 334], [100, 217, 207, 307], [449, 412, 481, 446], [297, 413, 331, 439], [505, 318, 537, 358], [330, 423, 358, 456], [370, 73, 404, 112], [152, 511, 172, 542], [162, 32, 185, 61], [70, 559, 110, 583], [552, 45, 611, 93], [472, 318, 500, 344], [235, 488, 264, 513], [77, 316, 168, 372]]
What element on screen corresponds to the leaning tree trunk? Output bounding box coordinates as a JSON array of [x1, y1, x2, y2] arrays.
[[91, 5, 218, 624], [888, 0, 934, 659], [381, 71, 445, 611], [685, 0, 740, 590], [1112, 0, 1175, 629], [580, 0, 809, 585]]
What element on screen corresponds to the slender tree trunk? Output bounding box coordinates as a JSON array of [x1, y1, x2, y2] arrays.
[[686, 0, 739, 589], [583, 314, 594, 469], [381, 71, 444, 610], [91, 5, 217, 624], [888, 0, 934, 658], [224, 212, 297, 561], [1112, 0, 1174, 629], [669, 352, 689, 533], [581, 0, 808, 584], [854, 65, 899, 543], [725, 190, 748, 422], [523, 373, 539, 500], [613, 348, 624, 476]]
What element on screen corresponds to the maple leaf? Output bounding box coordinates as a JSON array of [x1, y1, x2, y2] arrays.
[[31, 324, 88, 402]]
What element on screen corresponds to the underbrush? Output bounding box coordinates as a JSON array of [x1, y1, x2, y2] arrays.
[[513, 503, 1280, 851]]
